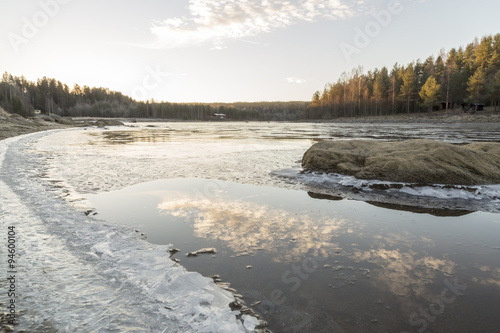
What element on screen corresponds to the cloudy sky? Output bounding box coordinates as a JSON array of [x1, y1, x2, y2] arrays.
[[1, 0, 499, 102]]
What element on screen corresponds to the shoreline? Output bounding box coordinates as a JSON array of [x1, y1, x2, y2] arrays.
[[2, 109, 500, 143], [121, 109, 500, 124], [303, 109, 500, 124], [0, 113, 71, 141], [3, 106, 500, 142], [0, 111, 126, 141]]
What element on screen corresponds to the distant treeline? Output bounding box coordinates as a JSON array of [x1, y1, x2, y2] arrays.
[[0, 73, 307, 121], [306, 34, 500, 119], [141, 101, 308, 121]]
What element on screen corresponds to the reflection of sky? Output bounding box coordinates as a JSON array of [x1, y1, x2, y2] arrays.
[[474, 266, 500, 288], [351, 248, 455, 297], [158, 195, 347, 262], [156, 191, 466, 301], [87, 176, 500, 331]]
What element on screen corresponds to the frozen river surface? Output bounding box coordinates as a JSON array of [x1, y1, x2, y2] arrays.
[[1, 121, 500, 332]]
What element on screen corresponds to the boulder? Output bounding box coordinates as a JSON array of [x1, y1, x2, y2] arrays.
[[186, 248, 217, 257], [55, 117, 76, 125], [0, 107, 10, 117], [302, 139, 500, 185]]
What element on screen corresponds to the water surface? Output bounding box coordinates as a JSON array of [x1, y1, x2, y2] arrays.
[[28, 121, 500, 332], [88, 178, 500, 333]]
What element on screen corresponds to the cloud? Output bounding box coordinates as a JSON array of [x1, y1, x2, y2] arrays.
[[286, 77, 307, 84], [149, 0, 356, 49]]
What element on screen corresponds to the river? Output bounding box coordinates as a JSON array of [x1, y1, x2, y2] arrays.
[[1, 121, 499, 333]]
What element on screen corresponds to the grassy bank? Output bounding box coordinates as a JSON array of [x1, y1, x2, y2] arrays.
[[0, 108, 125, 141], [0, 108, 70, 141]]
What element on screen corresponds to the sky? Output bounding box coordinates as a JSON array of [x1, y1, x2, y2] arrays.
[[1, 0, 500, 103]]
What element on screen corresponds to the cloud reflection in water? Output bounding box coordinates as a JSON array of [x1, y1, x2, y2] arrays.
[[157, 190, 463, 303], [158, 195, 347, 262]]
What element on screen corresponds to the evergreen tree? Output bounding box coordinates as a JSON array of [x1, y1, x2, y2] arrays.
[[489, 70, 500, 111], [474, 36, 493, 71], [419, 76, 441, 111], [12, 96, 24, 116], [487, 50, 500, 77], [311, 91, 321, 107], [388, 65, 400, 114], [399, 64, 417, 113], [421, 56, 435, 86], [373, 69, 388, 115], [467, 67, 487, 102]]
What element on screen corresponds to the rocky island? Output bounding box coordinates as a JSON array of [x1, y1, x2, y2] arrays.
[[302, 139, 500, 186]]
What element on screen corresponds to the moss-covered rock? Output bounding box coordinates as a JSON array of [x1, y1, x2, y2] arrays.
[[302, 139, 500, 185]]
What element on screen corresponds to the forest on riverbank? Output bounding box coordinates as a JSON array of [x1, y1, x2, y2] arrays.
[[0, 72, 306, 121], [305, 34, 500, 119]]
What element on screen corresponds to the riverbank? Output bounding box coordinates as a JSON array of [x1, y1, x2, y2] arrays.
[[0, 109, 69, 140], [309, 108, 500, 124], [0, 108, 124, 141], [2, 107, 500, 142]]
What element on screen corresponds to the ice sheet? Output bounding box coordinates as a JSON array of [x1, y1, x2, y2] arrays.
[[272, 168, 500, 213], [31, 123, 500, 213]]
